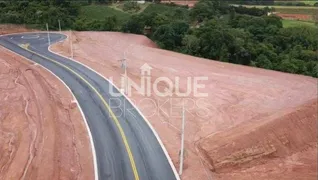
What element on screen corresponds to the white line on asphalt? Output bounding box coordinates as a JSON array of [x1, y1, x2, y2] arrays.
[[1, 31, 180, 180], [21, 35, 40, 39], [0, 32, 99, 180], [48, 32, 181, 180]]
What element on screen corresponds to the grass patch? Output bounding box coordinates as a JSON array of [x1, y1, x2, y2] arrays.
[[282, 19, 317, 27], [141, 3, 190, 21], [274, 1, 318, 6], [143, 3, 188, 14], [109, 2, 151, 14], [79, 5, 131, 23]]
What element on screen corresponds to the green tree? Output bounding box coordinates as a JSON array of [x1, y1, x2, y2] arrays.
[[255, 54, 272, 69], [153, 24, 176, 50], [103, 16, 118, 31], [190, 0, 225, 22], [279, 59, 299, 73], [121, 15, 144, 34], [305, 61, 318, 77], [182, 34, 200, 55], [219, 44, 230, 62]]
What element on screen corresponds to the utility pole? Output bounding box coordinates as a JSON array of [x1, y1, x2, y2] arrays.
[[46, 23, 51, 46], [179, 103, 186, 175], [58, 19, 61, 32], [118, 52, 128, 94], [70, 30, 74, 59], [124, 56, 127, 95]]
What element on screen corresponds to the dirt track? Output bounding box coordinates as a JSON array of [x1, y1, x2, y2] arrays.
[[51, 31, 317, 180], [0, 46, 93, 179]]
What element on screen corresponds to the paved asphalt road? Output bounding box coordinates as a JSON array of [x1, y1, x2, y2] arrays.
[[0, 33, 178, 180]]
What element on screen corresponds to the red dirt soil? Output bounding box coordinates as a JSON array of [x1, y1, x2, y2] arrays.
[[0, 24, 36, 35], [51, 31, 317, 180], [0, 46, 93, 179], [276, 13, 312, 21]]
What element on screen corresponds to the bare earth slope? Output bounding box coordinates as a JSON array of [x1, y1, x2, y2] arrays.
[[0, 24, 35, 35], [200, 100, 317, 179], [51, 31, 317, 180], [0, 46, 93, 179]]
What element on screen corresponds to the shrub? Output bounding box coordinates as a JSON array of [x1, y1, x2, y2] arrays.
[[121, 15, 144, 34]]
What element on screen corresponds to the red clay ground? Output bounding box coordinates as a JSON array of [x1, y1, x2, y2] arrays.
[[276, 13, 312, 21], [0, 24, 36, 35], [51, 31, 317, 180], [0, 44, 93, 179]]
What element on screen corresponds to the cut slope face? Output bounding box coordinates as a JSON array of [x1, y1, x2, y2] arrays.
[[0, 47, 93, 180], [199, 100, 317, 177], [0, 24, 35, 35], [51, 31, 317, 180]]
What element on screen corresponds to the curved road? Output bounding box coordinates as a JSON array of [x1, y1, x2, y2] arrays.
[[0, 33, 179, 180]]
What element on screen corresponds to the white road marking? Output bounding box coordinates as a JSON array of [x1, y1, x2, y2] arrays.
[[21, 35, 40, 39], [1, 31, 180, 180], [1, 37, 98, 180], [48, 33, 181, 180]]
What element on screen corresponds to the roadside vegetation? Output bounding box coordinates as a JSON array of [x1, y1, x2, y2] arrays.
[[0, 0, 317, 77]]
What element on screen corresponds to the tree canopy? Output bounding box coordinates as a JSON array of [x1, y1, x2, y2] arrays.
[[1, 0, 317, 77]]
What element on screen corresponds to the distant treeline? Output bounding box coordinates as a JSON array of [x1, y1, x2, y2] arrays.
[[0, 0, 317, 77], [0, 0, 79, 29], [121, 0, 318, 77]]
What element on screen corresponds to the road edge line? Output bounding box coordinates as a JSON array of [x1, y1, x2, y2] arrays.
[[48, 32, 181, 180], [0, 38, 99, 180]]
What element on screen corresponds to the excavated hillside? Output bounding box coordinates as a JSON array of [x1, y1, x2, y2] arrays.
[[199, 100, 317, 179], [0, 46, 93, 180]]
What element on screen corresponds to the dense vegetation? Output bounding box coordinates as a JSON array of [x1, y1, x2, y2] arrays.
[[0, 0, 79, 29], [122, 0, 318, 77], [0, 0, 317, 77]]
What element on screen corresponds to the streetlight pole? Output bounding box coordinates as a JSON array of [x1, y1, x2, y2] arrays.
[[46, 23, 51, 46], [124, 52, 128, 95], [70, 30, 74, 59], [58, 19, 61, 32], [118, 52, 127, 94], [118, 44, 134, 95], [179, 103, 186, 175]]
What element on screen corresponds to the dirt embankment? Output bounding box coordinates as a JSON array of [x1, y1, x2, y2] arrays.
[[51, 31, 317, 180], [0, 47, 93, 179], [199, 100, 317, 179], [276, 13, 312, 21], [0, 24, 36, 35]]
